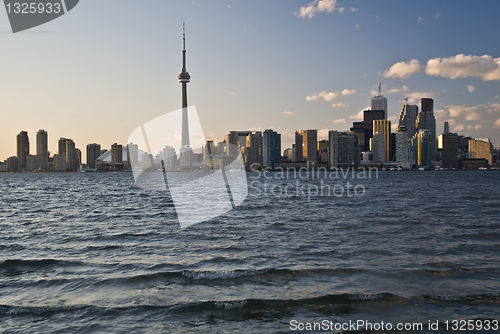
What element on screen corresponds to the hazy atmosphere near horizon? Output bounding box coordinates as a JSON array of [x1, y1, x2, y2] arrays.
[[1, 0, 500, 161]]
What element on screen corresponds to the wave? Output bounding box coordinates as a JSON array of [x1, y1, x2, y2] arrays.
[[3, 292, 498, 321], [0, 259, 83, 270]]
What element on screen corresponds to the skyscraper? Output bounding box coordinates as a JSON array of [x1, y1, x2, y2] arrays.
[[444, 121, 450, 134], [111, 143, 123, 164], [399, 100, 418, 139], [328, 130, 358, 168], [65, 139, 76, 170], [263, 129, 281, 169], [373, 119, 391, 161], [442, 133, 458, 169], [363, 109, 385, 152], [178, 23, 192, 168], [395, 127, 411, 168], [245, 132, 263, 168], [86, 143, 101, 169], [16, 131, 29, 169], [371, 83, 388, 119], [416, 98, 437, 161], [414, 129, 433, 168], [372, 132, 385, 163], [36, 129, 48, 170], [58, 138, 67, 158]]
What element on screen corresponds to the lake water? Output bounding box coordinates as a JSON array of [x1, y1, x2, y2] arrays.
[[1, 171, 499, 333]]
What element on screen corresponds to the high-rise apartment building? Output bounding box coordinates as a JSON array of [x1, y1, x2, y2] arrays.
[[372, 132, 385, 163], [111, 143, 123, 164], [263, 129, 281, 169], [36, 129, 48, 170], [16, 131, 29, 169], [294, 130, 317, 162], [65, 139, 77, 170], [245, 132, 263, 168], [328, 131, 358, 168], [373, 119, 391, 161], [86, 143, 101, 169], [363, 109, 385, 152], [395, 127, 410, 167], [399, 102, 418, 139]]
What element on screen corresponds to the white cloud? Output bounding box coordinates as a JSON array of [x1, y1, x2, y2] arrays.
[[296, 0, 338, 19], [341, 89, 357, 96], [418, 17, 423, 22], [454, 124, 464, 131], [391, 123, 398, 131], [406, 91, 435, 104], [318, 128, 330, 139], [425, 54, 500, 81], [436, 13, 441, 18], [282, 111, 295, 115], [306, 90, 340, 102], [465, 112, 481, 121], [445, 103, 500, 122], [229, 91, 237, 95], [447, 119, 456, 125], [350, 7, 358, 12], [467, 125, 483, 130], [355, 24, 361, 30], [434, 109, 448, 119], [467, 85, 475, 93], [495, 119, 500, 128], [350, 109, 367, 120], [383, 59, 421, 79], [338, 7, 345, 14], [495, 95, 499, 99], [331, 102, 349, 107], [387, 85, 409, 94], [332, 118, 346, 124]]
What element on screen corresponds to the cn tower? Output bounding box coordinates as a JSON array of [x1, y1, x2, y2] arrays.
[[178, 22, 191, 149]]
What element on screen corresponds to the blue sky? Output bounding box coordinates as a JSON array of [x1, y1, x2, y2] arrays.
[[1, 0, 500, 161]]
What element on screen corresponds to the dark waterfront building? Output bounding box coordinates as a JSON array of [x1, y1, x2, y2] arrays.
[[36, 129, 48, 170], [329, 130, 359, 168], [16, 131, 29, 169], [363, 109, 385, 151], [350, 121, 365, 153], [86, 143, 101, 169], [442, 133, 458, 169], [416, 98, 437, 161], [389, 132, 396, 161], [294, 130, 318, 162], [263, 129, 281, 169], [245, 132, 263, 169]]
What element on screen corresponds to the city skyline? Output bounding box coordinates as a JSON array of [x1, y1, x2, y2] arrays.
[[2, 1, 500, 162]]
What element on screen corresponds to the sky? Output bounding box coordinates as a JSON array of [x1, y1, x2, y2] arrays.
[[1, 0, 500, 162]]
